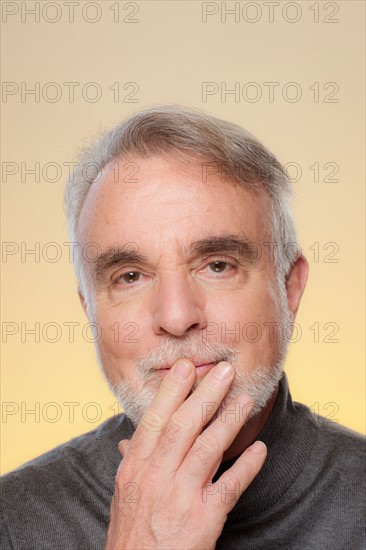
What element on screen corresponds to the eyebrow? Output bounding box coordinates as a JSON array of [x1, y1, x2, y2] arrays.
[[185, 234, 257, 262], [92, 234, 258, 284], [92, 247, 149, 284]]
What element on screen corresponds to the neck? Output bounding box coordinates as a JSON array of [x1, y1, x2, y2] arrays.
[[222, 384, 279, 462]]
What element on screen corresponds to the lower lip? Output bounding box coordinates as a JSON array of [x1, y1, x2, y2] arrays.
[[157, 363, 216, 378]]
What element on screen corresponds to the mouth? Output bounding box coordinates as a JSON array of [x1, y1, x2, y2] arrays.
[[156, 361, 217, 378]]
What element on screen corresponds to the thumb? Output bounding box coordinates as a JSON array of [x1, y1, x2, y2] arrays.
[[118, 439, 131, 457]]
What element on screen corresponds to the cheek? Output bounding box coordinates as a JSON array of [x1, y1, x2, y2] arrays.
[[205, 290, 280, 353], [207, 286, 278, 325], [94, 304, 143, 380]]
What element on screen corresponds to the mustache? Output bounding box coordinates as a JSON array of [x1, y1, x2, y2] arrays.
[[134, 336, 239, 374]]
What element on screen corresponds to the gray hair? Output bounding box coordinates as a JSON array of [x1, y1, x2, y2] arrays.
[[64, 104, 298, 300]]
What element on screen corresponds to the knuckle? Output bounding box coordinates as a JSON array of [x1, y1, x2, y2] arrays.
[[139, 408, 164, 434], [161, 380, 182, 399], [193, 434, 221, 461], [164, 414, 195, 442], [192, 383, 220, 404], [223, 471, 241, 488], [154, 414, 195, 458], [240, 455, 259, 477]]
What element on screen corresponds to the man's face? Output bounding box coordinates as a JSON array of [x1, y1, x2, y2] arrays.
[[78, 154, 294, 425]]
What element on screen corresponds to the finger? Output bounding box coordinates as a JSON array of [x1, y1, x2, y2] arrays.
[[152, 362, 236, 470], [124, 359, 196, 461], [118, 439, 131, 457], [182, 393, 253, 483], [211, 440, 267, 513]]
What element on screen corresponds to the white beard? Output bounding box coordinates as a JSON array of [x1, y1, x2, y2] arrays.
[[102, 331, 289, 429], [97, 281, 293, 428]]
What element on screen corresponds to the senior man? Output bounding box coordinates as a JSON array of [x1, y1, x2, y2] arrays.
[[1, 106, 365, 549]]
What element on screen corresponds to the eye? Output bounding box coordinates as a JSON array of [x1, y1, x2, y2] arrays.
[[115, 271, 141, 285], [110, 269, 152, 293], [208, 261, 230, 273], [197, 259, 238, 279]]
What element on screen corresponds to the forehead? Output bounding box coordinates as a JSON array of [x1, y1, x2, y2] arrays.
[[78, 154, 271, 251]]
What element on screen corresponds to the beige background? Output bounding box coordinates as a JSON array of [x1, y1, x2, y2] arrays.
[[1, 0, 365, 474]]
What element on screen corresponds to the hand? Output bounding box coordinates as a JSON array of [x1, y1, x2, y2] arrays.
[[105, 359, 267, 550]]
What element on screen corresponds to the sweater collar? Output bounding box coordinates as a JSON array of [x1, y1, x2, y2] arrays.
[[219, 372, 317, 522]]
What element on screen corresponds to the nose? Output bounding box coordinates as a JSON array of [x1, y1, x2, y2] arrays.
[[150, 271, 206, 337]]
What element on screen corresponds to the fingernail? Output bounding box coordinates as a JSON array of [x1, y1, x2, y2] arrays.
[[213, 362, 233, 380], [173, 360, 192, 380], [249, 441, 266, 454]]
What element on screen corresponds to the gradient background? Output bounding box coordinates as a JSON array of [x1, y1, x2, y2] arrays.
[[1, 0, 365, 474]]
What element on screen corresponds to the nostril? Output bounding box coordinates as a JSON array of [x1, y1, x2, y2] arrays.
[[188, 322, 201, 331]]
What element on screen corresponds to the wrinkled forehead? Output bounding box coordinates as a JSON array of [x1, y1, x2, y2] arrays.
[[77, 154, 272, 261]]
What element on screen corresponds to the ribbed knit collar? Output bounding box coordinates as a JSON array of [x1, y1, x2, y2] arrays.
[[217, 372, 318, 523], [99, 372, 317, 522]]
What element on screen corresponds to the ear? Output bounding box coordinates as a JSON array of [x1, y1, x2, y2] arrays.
[[78, 289, 88, 317], [286, 255, 309, 318]]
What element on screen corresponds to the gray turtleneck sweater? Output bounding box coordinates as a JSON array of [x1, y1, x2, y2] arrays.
[[1, 374, 365, 549]]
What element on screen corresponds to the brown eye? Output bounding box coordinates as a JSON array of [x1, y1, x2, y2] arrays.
[[121, 271, 141, 284], [208, 261, 228, 273]]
